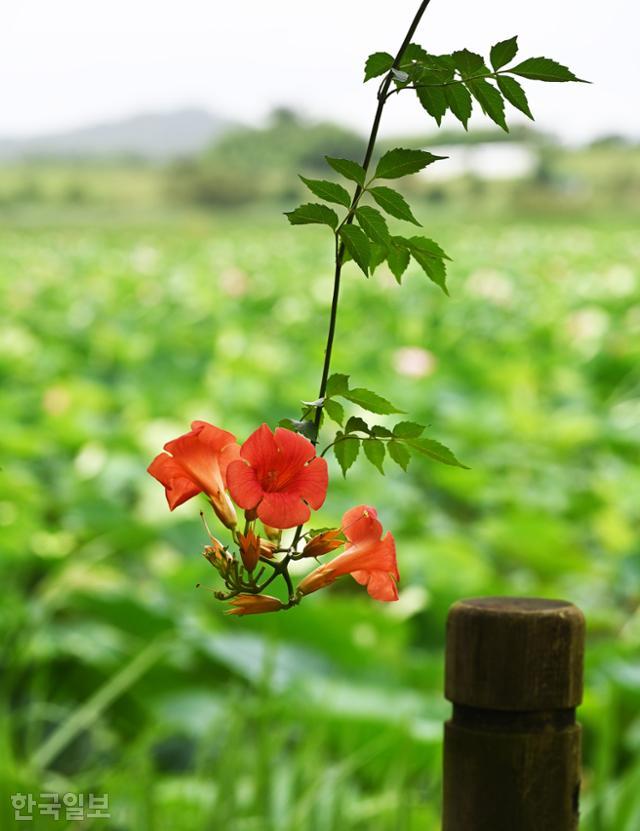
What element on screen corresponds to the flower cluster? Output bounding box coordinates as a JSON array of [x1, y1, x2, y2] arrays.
[[148, 420, 399, 614]]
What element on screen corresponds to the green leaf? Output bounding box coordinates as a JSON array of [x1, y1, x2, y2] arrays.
[[355, 206, 390, 245], [299, 176, 352, 208], [405, 438, 469, 468], [371, 425, 392, 438], [490, 36, 519, 71], [279, 418, 316, 439], [364, 51, 394, 82], [368, 186, 421, 225], [393, 421, 425, 439], [374, 147, 446, 180], [388, 440, 411, 471], [334, 433, 360, 477], [363, 438, 385, 473], [508, 57, 584, 83], [497, 75, 533, 120], [416, 85, 448, 126], [344, 387, 404, 415], [285, 203, 338, 229], [445, 83, 473, 129], [345, 416, 370, 434], [325, 373, 350, 397], [402, 236, 451, 295], [453, 49, 488, 78], [323, 398, 344, 426], [339, 225, 371, 276], [369, 243, 388, 274], [325, 156, 366, 186], [466, 79, 508, 132], [399, 43, 430, 66], [387, 239, 410, 284]]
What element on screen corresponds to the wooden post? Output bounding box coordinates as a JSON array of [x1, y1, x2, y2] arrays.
[[442, 597, 585, 831]]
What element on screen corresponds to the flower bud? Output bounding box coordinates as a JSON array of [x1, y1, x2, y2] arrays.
[[227, 594, 284, 616], [262, 524, 282, 543], [302, 529, 344, 559], [237, 529, 262, 572]]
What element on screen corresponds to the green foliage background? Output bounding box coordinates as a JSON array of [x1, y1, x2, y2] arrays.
[[1, 144, 640, 829]]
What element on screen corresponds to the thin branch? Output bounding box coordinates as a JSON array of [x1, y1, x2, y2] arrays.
[[310, 0, 435, 443]]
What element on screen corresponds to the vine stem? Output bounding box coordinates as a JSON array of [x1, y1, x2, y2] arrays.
[[311, 0, 434, 443]]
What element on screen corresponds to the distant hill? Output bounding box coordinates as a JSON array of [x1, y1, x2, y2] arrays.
[[0, 108, 233, 162]]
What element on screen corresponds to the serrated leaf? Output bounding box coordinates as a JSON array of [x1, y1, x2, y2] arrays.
[[339, 225, 371, 276], [371, 425, 392, 438], [388, 440, 411, 471], [363, 438, 385, 473], [323, 399, 344, 426], [466, 78, 508, 132], [364, 51, 394, 82], [325, 156, 366, 186], [405, 438, 469, 468], [393, 421, 425, 439], [299, 176, 352, 208], [490, 36, 519, 71], [334, 433, 360, 477], [374, 148, 446, 180], [497, 75, 533, 120], [445, 83, 473, 129], [285, 203, 338, 229], [345, 415, 370, 434], [509, 57, 584, 83], [453, 49, 488, 78], [399, 43, 430, 66], [416, 85, 448, 126], [325, 373, 350, 397], [401, 236, 450, 295], [344, 387, 404, 415], [387, 240, 410, 284], [356, 206, 390, 245], [368, 186, 420, 225]]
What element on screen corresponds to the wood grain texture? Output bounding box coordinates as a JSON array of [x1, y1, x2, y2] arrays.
[[442, 597, 585, 831]]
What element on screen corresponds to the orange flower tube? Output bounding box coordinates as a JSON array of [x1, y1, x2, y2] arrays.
[[298, 505, 399, 601], [148, 420, 240, 528]]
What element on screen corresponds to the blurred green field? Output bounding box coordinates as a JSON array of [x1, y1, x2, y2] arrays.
[[2, 198, 640, 829]]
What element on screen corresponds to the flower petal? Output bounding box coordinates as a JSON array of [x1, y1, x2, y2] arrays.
[[341, 505, 383, 544], [240, 423, 279, 477], [324, 531, 398, 580], [227, 459, 263, 510], [164, 428, 228, 497], [190, 421, 238, 456], [288, 456, 328, 509], [257, 492, 310, 529], [272, 427, 316, 484], [147, 453, 201, 510], [219, 441, 242, 478], [361, 570, 399, 601]]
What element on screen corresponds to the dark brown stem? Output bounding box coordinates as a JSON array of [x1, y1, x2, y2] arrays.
[[311, 0, 434, 442]]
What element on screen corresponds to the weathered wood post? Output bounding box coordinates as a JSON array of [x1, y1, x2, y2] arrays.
[[443, 597, 585, 831]]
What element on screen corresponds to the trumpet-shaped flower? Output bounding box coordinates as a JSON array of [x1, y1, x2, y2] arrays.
[[227, 424, 328, 529], [148, 420, 240, 527], [298, 505, 399, 601]]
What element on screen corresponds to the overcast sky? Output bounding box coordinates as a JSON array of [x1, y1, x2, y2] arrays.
[[1, 0, 637, 142]]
